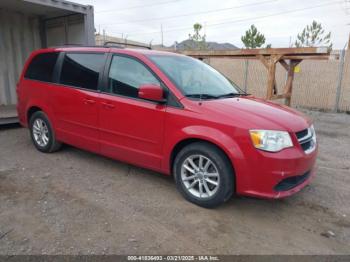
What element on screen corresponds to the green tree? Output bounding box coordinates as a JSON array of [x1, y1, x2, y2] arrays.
[[294, 20, 332, 49], [241, 25, 270, 48], [187, 23, 208, 50]]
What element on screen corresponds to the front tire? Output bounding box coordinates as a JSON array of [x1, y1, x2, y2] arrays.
[[173, 142, 234, 208], [29, 111, 62, 153]]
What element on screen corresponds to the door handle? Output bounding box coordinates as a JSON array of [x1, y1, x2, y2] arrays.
[[101, 102, 115, 109], [84, 99, 96, 105]]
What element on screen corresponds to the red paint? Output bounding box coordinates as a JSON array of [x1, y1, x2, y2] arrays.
[[138, 84, 165, 102], [17, 47, 318, 199]]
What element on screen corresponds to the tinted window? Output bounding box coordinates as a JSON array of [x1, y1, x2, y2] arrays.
[[25, 52, 59, 82], [60, 53, 105, 91], [108, 55, 160, 98]]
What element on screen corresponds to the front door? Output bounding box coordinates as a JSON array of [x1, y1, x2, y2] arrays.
[[99, 54, 166, 170]]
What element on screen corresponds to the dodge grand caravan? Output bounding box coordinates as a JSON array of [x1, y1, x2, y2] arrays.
[[17, 47, 317, 208]]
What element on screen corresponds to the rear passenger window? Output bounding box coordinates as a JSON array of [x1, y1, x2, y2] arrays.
[[25, 52, 59, 82], [108, 55, 160, 98], [60, 53, 105, 91]]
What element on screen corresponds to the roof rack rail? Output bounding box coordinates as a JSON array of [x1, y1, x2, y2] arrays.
[[104, 41, 152, 50], [51, 44, 113, 48]]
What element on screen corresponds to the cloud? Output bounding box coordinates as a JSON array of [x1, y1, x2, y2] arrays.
[[74, 0, 348, 48]]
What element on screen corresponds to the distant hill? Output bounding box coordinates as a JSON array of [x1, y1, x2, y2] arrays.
[[171, 39, 238, 50]]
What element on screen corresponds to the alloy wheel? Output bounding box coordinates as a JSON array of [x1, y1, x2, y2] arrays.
[[181, 154, 220, 199], [32, 118, 49, 147]]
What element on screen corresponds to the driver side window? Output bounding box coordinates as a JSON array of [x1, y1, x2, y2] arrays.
[[108, 55, 160, 98]]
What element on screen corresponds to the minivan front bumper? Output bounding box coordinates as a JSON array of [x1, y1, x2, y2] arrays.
[[241, 168, 316, 199], [234, 141, 318, 199]]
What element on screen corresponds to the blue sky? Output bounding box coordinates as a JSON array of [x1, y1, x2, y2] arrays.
[[74, 0, 349, 48]]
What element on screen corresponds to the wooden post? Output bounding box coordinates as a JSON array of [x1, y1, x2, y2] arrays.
[[266, 59, 275, 99], [266, 55, 282, 100], [283, 60, 301, 106]]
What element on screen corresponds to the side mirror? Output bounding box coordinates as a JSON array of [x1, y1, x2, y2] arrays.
[[138, 84, 166, 103]]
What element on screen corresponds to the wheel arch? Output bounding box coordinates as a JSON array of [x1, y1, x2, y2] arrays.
[[27, 106, 43, 125], [170, 137, 236, 177], [167, 125, 245, 171], [25, 101, 55, 128]]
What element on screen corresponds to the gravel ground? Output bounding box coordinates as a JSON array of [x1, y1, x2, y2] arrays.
[[0, 109, 349, 255]]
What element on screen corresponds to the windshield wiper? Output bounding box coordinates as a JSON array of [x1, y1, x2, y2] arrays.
[[185, 94, 219, 99], [185, 92, 249, 100], [215, 92, 249, 98]]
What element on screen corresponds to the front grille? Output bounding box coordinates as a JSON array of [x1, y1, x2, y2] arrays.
[[295, 126, 316, 154], [301, 140, 312, 151], [274, 171, 311, 192], [296, 129, 308, 140]]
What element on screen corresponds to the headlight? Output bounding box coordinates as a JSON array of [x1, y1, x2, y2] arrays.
[[249, 130, 293, 152]]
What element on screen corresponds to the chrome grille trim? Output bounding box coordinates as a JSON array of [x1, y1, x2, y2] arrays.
[[297, 128, 312, 143], [296, 126, 316, 154]]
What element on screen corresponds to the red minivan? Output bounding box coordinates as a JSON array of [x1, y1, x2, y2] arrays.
[[17, 46, 317, 207]]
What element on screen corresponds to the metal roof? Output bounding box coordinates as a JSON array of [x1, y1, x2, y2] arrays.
[[0, 0, 92, 18]]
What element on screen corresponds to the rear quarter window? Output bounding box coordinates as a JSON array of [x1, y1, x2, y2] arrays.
[[24, 52, 59, 82]]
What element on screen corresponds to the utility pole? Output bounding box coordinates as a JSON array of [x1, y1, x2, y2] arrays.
[[348, 32, 350, 49], [103, 29, 106, 44], [161, 24, 164, 47]]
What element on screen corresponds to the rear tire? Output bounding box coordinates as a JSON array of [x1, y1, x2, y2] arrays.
[[173, 142, 234, 208], [29, 111, 62, 153]]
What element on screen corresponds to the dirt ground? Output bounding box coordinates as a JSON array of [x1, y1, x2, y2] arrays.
[[0, 109, 349, 255]]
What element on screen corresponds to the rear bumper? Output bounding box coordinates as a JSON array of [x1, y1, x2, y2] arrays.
[[233, 143, 318, 199]]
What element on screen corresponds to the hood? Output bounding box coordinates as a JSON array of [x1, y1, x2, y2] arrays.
[[195, 96, 311, 132]]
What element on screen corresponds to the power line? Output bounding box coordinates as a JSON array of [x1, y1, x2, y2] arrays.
[[96, 0, 182, 14], [121, 0, 341, 37], [100, 0, 278, 26]]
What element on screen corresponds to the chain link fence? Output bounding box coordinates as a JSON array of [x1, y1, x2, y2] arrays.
[[206, 50, 349, 112]]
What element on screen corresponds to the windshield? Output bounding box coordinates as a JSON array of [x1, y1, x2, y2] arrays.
[[148, 54, 243, 98]]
